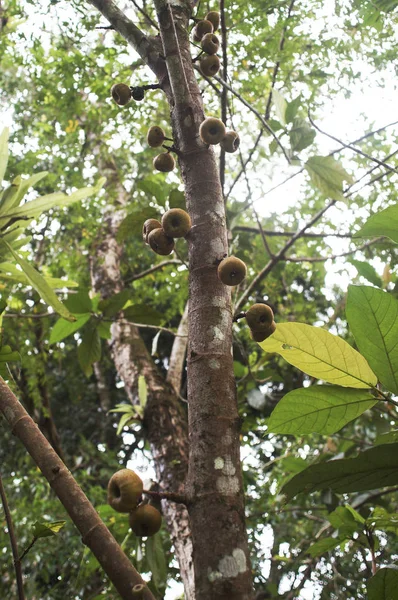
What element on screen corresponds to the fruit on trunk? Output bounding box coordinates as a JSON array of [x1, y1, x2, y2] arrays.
[[107, 469, 143, 513], [147, 126, 166, 148], [250, 322, 277, 342], [206, 11, 220, 31], [193, 19, 213, 40], [199, 117, 226, 145], [245, 303, 274, 332], [142, 218, 162, 244], [200, 54, 221, 77], [148, 228, 175, 255], [131, 87, 145, 101], [111, 83, 132, 106], [153, 152, 175, 172], [201, 33, 219, 55], [217, 256, 247, 286], [162, 208, 191, 238], [220, 130, 240, 153], [129, 504, 162, 537]]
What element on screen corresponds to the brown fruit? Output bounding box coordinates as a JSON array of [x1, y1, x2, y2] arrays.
[[148, 228, 175, 255], [142, 218, 161, 244], [220, 130, 240, 153], [193, 19, 213, 40], [245, 304, 274, 332], [129, 504, 162, 537], [206, 11, 220, 31], [131, 87, 145, 101], [250, 322, 276, 342], [201, 33, 219, 55], [111, 83, 132, 106], [107, 469, 143, 513], [147, 126, 166, 148], [162, 208, 191, 238], [153, 152, 175, 172], [200, 54, 221, 77], [217, 256, 247, 286], [199, 117, 226, 145]]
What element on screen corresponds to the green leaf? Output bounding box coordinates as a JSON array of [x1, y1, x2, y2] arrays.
[[116, 207, 159, 243], [272, 89, 287, 125], [289, 118, 316, 152], [49, 314, 91, 344], [97, 320, 112, 340], [0, 345, 21, 364], [0, 172, 49, 216], [368, 568, 398, 600], [372, 0, 398, 12], [305, 155, 353, 201], [77, 324, 101, 377], [349, 260, 383, 287], [32, 520, 66, 539], [259, 322, 377, 388], [98, 290, 131, 317], [0, 128, 10, 187], [138, 375, 147, 408], [285, 96, 301, 124], [0, 240, 75, 320], [356, 204, 398, 244], [268, 386, 377, 435], [116, 412, 136, 436], [168, 188, 186, 209], [123, 304, 163, 326], [346, 286, 398, 394], [367, 507, 398, 534], [136, 176, 169, 206], [307, 536, 346, 557], [145, 535, 167, 590], [63, 291, 93, 315], [282, 443, 398, 501]]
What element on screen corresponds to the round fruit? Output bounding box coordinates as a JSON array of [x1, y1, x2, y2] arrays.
[[142, 218, 162, 244], [193, 19, 213, 40], [132, 87, 145, 101], [200, 54, 221, 77], [147, 126, 166, 148], [148, 228, 175, 255], [111, 83, 132, 106], [199, 117, 226, 145], [201, 33, 219, 55], [206, 11, 220, 31], [162, 208, 191, 238], [220, 130, 240, 153], [153, 152, 175, 172], [245, 304, 274, 332], [107, 469, 143, 513], [217, 256, 247, 286], [129, 504, 162, 537], [250, 322, 276, 342]]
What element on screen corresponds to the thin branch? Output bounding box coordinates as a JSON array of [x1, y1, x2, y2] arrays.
[[143, 489, 188, 504], [233, 226, 353, 238], [219, 0, 228, 195], [129, 0, 159, 31], [284, 237, 385, 263], [124, 259, 182, 284], [225, 129, 263, 201], [0, 473, 25, 600], [117, 319, 187, 337], [4, 312, 54, 319]]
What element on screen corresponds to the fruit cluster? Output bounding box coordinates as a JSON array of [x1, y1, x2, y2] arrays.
[[193, 11, 221, 77], [107, 469, 162, 537], [199, 117, 240, 153], [143, 208, 191, 256], [245, 303, 276, 342]]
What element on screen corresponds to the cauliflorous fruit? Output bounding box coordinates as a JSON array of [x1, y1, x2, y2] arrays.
[[111, 83, 132, 106], [107, 469, 143, 513], [199, 117, 226, 145], [245, 303, 274, 332], [217, 256, 247, 286], [129, 504, 162, 537], [148, 228, 175, 255], [153, 152, 175, 172], [142, 219, 162, 244], [162, 208, 191, 238]]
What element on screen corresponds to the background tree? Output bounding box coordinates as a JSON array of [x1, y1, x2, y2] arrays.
[[0, 0, 398, 599]]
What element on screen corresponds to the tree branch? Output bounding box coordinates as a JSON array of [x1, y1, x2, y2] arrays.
[[0, 472, 25, 600], [167, 301, 189, 394]]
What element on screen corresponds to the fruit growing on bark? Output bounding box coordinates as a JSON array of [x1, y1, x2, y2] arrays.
[[147, 126, 166, 148], [220, 130, 240, 153], [129, 504, 162, 537], [245, 304, 274, 332], [200, 54, 221, 77], [193, 19, 213, 41], [142, 219, 162, 244], [199, 117, 226, 145], [107, 469, 143, 513], [153, 152, 175, 172], [250, 322, 277, 342], [111, 83, 132, 106], [148, 228, 175, 255], [206, 11, 220, 31], [131, 86, 145, 101], [201, 33, 219, 55], [217, 256, 247, 286], [162, 208, 191, 238]]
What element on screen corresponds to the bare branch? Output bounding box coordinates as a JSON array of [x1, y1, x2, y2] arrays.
[[0, 473, 25, 600], [284, 237, 385, 263], [233, 226, 353, 238], [124, 259, 182, 284]]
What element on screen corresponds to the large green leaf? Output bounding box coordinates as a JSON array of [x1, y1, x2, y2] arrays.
[[77, 323, 101, 377], [259, 322, 377, 388], [0, 240, 75, 320], [116, 207, 159, 243], [289, 118, 316, 152], [307, 536, 346, 557], [372, 0, 398, 12], [346, 286, 398, 394], [356, 204, 398, 244], [49, 314, 91, 344], [271, 89, 287, 124], [98, 289, 131, 317], [305, 155, 353, 201], [268, 386, 377, 435], [282, 443, 398, 501], [145, 535, 167, 590], [349, 260, 382, 288], [0, 128, 9, 186], [123, 304, 164, 325], [367, 568, 398, 600], [0, 172, 49, 216]]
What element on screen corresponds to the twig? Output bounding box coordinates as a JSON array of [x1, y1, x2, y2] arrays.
[[118, 320, 187, 337], [124, 259, 182, 284], [129, 0, 159, 31], [4, 312, 53, 319], [284, 237, 385, 262], [143, 489, 188, 504], [0, 473, 25, 600], [233, 226, 353, 238]]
